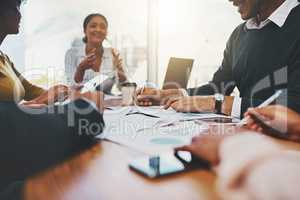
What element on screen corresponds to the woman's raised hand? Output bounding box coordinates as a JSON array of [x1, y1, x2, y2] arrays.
[[112, 48, 127, 82], [79, 48, 97, 71]]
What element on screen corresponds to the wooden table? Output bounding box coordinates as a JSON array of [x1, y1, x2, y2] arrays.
[[23, 104, 300, 200], [23, 140, 219, 200]]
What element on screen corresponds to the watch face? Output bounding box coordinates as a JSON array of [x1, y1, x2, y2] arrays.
[[214, 93, 224, 114], [215, 93, 224, 101]]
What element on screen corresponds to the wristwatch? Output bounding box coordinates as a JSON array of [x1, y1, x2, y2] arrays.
[[214, 93, 224, 114]]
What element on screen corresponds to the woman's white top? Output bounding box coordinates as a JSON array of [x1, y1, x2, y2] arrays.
[[65, 39, 118, 85]]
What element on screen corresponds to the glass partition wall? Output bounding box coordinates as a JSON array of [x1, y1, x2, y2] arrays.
[[22, 0, 149, 87], [2, 0, 241, 89], [157, 0, 241, 88]]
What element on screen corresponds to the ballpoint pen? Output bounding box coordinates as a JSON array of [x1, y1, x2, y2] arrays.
[[238, 90, 283, 126], [125, 111, 160, 118]]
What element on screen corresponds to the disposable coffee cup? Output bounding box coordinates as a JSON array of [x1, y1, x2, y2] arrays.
[[121, 82, 137, 106]]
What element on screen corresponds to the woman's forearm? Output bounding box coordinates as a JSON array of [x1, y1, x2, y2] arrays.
[[27, 85, 69, 104]]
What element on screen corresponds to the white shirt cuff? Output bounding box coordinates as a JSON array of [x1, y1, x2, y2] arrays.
[[231, 96, 241, 118]]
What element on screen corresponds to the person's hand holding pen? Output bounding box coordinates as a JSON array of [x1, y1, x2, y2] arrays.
[[244, 105, 300, 142], [134, 87, 160, 106], [238, 90, 283, 126], [134, 87, 184, 106]]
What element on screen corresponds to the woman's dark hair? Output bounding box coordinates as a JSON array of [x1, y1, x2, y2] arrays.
[[82, 13, 108, 43]]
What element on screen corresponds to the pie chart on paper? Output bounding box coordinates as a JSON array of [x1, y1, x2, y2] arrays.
[[150, 137, 184, 145]]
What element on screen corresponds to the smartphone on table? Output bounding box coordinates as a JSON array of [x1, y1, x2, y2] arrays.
[[129, 151, 210, 178]]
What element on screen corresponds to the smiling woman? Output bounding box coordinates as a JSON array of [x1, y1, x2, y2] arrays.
[[65, 13, 128, 92], [82, 13, 108, 43], [18, 0, 148, 87]]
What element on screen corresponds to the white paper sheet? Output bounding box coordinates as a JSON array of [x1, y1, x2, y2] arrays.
[[98, 106, 234, 154], [101, 121, 208, 154]]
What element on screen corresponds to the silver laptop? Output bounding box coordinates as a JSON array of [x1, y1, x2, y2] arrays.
[[162, 57, 194, 90]]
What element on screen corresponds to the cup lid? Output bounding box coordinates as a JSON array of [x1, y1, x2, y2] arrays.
[[121, 82, 137, 87]]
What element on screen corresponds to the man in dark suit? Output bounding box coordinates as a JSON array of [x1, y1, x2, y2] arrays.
[[136, 0, 300, 118]]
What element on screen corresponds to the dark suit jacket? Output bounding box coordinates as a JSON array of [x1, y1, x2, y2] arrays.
[[0, 99, 104, 194]]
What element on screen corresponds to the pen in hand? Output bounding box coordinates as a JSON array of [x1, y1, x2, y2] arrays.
[[238, 90, 283, 126]]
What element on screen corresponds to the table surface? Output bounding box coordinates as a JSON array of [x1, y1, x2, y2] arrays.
[[23, 103, 300, 200], [23, 140, 219, 200]]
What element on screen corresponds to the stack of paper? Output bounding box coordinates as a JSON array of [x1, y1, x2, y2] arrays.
[[98, 106, 234, 154]]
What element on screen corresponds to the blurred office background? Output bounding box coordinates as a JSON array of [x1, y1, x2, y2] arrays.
[[1, 0, 241, 88]]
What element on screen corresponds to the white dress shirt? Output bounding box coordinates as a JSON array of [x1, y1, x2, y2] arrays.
[[64, 39, 120, 85], [246, 0, 300, 29]]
